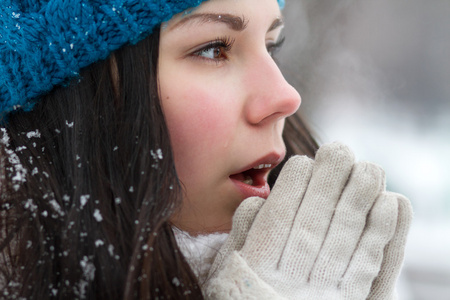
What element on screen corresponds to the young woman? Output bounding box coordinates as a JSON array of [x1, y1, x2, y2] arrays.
[[0, 0, 411, 299]]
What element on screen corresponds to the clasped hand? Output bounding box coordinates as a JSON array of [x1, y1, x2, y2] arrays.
[[205, 142, 412, 300]]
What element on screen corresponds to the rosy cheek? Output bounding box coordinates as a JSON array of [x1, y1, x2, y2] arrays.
[[163, 88, 235, 170]]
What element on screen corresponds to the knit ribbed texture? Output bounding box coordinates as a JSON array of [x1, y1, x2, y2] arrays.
[[0, 0, 206, 114]]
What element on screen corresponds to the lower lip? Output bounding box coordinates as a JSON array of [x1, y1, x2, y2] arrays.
[[230, 178, 271, 199]]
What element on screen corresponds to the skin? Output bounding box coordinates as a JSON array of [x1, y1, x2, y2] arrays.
[[158, 0, 301, 234]]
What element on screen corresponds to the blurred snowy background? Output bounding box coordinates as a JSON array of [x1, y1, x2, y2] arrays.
[[280, 1, 450, 299]]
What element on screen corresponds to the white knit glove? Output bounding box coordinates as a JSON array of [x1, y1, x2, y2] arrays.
[[205, 142, 412, 299], [367, 192, 412, 299]]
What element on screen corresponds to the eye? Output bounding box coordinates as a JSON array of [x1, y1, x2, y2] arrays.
[[196, 46, 227, 60], [267, 36, 285, 57], [192, 37, 235, 61]]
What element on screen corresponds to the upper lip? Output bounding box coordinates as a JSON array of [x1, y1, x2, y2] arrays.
[[231, 152, 285, 176]]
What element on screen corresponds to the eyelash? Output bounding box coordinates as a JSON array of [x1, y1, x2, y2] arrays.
[[190, 35, 286, 64], [267, 36, 285, 57], [191, 36, 236, 63]]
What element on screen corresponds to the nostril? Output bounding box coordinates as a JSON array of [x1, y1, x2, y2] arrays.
[[247, 91, 301, 125]]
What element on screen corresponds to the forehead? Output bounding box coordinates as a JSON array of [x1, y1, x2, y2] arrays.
[[169, 13, 249, 32], [163, 0, 283, 32]]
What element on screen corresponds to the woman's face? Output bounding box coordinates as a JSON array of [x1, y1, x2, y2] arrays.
[[159, 0, 301, 234]]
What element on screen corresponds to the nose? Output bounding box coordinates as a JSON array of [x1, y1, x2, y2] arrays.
[[243, 53, 301, 125]]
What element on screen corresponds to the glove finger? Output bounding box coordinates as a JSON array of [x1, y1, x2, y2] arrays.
[[307, 162, 385, 286], [281, 142, 355, 279], [341, 192, 398, 299], [241, 155, 314, 269], [367, 193, 413, 300], [209, 196, 265, 277]]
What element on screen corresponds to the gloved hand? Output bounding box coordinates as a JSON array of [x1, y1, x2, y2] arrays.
[[205, 142, 412, 299], [367, 192, 412, 299]]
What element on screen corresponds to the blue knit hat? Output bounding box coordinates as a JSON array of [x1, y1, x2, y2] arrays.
[[0, 0, 285, 116]]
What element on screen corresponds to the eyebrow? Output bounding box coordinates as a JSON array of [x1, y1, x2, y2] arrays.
[[268, 17, 284, 32], [171, 13, 284, 33]]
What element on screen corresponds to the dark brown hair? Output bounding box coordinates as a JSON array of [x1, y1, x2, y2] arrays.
[[0, 27, 318, 299]]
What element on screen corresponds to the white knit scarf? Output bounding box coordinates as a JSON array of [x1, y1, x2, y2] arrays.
[[173, 228, 229, 284]]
